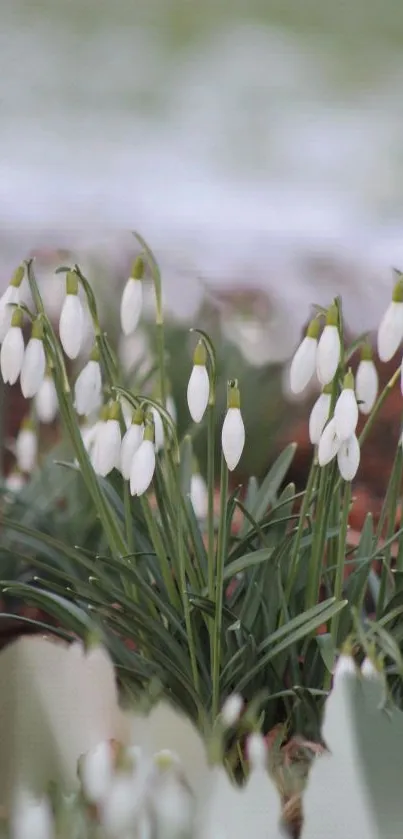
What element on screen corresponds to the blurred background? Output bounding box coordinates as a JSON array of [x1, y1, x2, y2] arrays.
[[1, 0, 403, 509]]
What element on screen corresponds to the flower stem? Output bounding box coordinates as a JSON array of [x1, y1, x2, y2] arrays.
[[212, 452, 229, 721], [331, 481, 351, 648], [285, 458, 317, 602]]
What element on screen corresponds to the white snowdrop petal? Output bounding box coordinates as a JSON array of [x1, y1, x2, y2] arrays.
[[318, 418, 340, 466], [20, 338, 46, 398], [101, 775, 142, 836], [120, 423, 144, 480], [130, 439, 156, 496], [337, 434, 360, 482], [190, 473, 208, 519], [35, 377, 58, 423], [221, 408, 245, 471], [0, 286, 20, 343], [333, 654, 357, 684], [316, 325, 340, 386], [120, 278, 143, 336], [187, 365, 210, 423], [167, 395, 177, 424], [74, 360, 102, 416], [289, 335, 317, 394], [309, 393, 331, 445], [5, 471, 25, 493], [81, 741, 113, 805], [356, 359, 378, 414], [221, 694, 243, 727], [152, 407, 164, 452], [59, 294, 84, 359], [16, 430, 37, 474], [11, 792, 54, 839], [377, 300, 403, 362], [1, 327, 25, 385], [334, 388, 358, 442], [91, 419, 121, 477]]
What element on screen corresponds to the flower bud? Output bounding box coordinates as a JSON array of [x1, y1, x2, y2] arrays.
[[74, 345, 102, 417], [316, 304, 340, 385], [0, 266, 24, 343], [221, 381, 245, 472], [318, 417, 340, 466], [15, 418, 37, 474], [356, 345, 378, 414], [35, 371, 58, 424], [309, 386, 332, 445], [337, 433, 360, 482], [20, 318, 46, 398], [377, 275, 403, 362], [334, 370, 358, 442], [289, 318, 319, 394], [0, 307, 24, 385], [120, 256, 144, 336], [190, 472, 208, 519], [187, 341, 210, 423], [130, 423, 156, 496], [120, 408, 144, 480], [59, 272, 84, 359], [221, 694, 243, 727]]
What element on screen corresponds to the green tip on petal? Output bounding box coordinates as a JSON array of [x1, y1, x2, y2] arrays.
[[89, 343, 100, 363], [192, 455, 200, 474], [99, 404, 110, 422], [325, 303, 338, 327], [10, 307, 23, 329], [227, 379, 241, 409], [31, 317, 44, 341], [10, 265, 25, 288], [360, 342, 373, 361], [108, 401, 121, 422], [132, 406, 144, 425], [193, 339, 207, 366], [306, 317, 320, 340], [144, 422, 155, 443], [21, 416, 35, 432], [343, 369, 354, 390], [131, 255, 145, 280], [392, 276, 403, 303], [66, 271, 79, 296], [323, 383, 333, 395]]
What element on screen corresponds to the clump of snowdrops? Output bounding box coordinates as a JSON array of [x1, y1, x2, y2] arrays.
[[2, 239, 403, 741]]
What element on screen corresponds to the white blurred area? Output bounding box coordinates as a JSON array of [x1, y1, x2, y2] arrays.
[[1, 0, 403, 360]]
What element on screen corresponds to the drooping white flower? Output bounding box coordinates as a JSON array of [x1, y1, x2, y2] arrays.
[[20, 318, 46, 398], [0, 265, 24, 343], [11, 790, 54, 839], [222, 381, 245, 472], [334, 370, 358, 442], [130, 424, 156, 496], [35, 372, 58, 424], [91, 404, 121, 477], [356, 346, 378, 414], [289, 318, 320, 394], [316, 304, 341, 386], [152, 406, 164, 452], [120, 408, 144, 480], [120, 256, 144, 336], [74, 345, 102, 417], [15, 418, 37, 474], [187, 340, 210, 423], [309, 389, 331, 445], [361, 656, 382, 681], [81, 418, 103, 458], [333, 653, 357, 684], [190, 473, 208, 519], [101, 772, 142, 837], [5, 469, 25, 493], [81, 740, 114, 805], [221, 694, 243, 728], [59, 271, 84, 360], [0, 307, 25, 385], [318, 417, 340, 467], [150, 759, 194, 839], [337, 434, 360, 482], [377, 275, 403, 362]]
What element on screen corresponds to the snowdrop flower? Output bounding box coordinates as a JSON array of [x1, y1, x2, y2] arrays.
[[81, 417, 104, 459], [35, 371, 58, 424], [289, 317, 320, 394], [190, 472, 208, 519], [0, 307, 25, 385], [149, 758, 194, 839], [318, 417, 340, 467], [0, 264, 24, 343], [59, 271, 84, 359], [91, 402, 121, 477], [80, 740, 114, 805], [152, 405, 164, 452], [247, 733, 267, 770], [15, 418, 37, 474], [333, 652, 357, 684], [167, 393, 177, 424], [377, 273, 403, 362], [11, 790, 54, 839], [309, 386, 332, 445], [316, 303, 341, 386], [221, 694, 243, 728], [187, 340, 210, 423], [120, 255, 144, 336], [337, 434, 360, 482], [20, 317, 46, 398], [130, 422, 156, 496], [74, 344, 102, 416], [356, 345, 378, 414], [101, 771, 142, 837], [120, 407, 144, 480], [4, 469, 25, 493], [222, 380, 245, 472], [334, 370, 358, 442]]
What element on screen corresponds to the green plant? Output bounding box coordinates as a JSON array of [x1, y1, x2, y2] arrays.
[[1, 241, 403, 746]]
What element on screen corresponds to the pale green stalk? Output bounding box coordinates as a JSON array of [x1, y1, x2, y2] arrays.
[[331, 481, 351, 647], [212, 451, 229, 721]]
